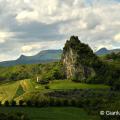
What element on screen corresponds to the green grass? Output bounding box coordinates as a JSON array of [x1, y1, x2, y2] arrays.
[[0, 107, 99, 120], [0, 79, 34, 102], [20, 79, 35, 91], [0, 79, 109, 102], [14, 85, 25, 98], [49, 80, 109, 90], [0, 81, 19, 102]]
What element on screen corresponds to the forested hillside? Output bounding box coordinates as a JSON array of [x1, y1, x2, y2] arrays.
[[0, 36, 120, 91], [0, 62, 65, 82]]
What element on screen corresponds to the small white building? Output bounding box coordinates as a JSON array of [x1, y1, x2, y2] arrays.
[[37, 76, 40, 83]]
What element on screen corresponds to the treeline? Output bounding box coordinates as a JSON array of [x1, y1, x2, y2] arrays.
[[62, 36, 120, 90], [105, 52, 120, 61], [1, 99, 83, 107], [0, 62, 65, 82], [0, 112, 29, 120], [1, 95, 120, 120], [86, 59, 120, 90], [91, 52, 120, 90], [0, 49, 119, 91]]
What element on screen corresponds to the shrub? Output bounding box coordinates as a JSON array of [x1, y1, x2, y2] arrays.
[[4, 101, 9, 106], [77, 100, 84, 107], [39, 80, 49, 85], [11, 100, 16, 106], [19, 100, 24, 106], [55, 99, 63, 106], [45, 85, 50, 89], [63, 99, 69, 106], [0, 101, 2, 106], [16, 112, 30, 120], [84, 99, 90, 106], [34, 101, 39, 107], [112, 79, 120, 91], [38, 100, 49, 107], [70, 99, 77, 106], [49, 98, 55, 106], [26, 100, 33, 107], [0, 112, 30, 120]]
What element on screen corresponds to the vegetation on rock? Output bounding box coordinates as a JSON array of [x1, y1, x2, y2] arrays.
[[61, 36, 120, 90], [62, 36, 97, 82]]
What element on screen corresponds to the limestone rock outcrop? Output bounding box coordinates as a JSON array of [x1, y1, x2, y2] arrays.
[[62, 36, 96, 82]]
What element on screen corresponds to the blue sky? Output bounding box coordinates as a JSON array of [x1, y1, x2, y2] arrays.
[[0, 0, 120, 61]]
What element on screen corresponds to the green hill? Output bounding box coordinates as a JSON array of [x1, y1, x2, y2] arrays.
[[0, 79, 109, 103], [0, 36, 119, 120], [0, 79, 36, 103]]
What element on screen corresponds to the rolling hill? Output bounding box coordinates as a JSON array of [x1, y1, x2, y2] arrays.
[[0, 79, 109, 103]]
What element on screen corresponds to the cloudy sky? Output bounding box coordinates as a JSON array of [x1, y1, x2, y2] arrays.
[[0, 0, 120, 61]]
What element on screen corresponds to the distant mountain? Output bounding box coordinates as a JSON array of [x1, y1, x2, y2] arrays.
[[0, 50, 62, 67], [0, 47, 119, 67], [96, 48, 120, 55], [95, 48, 110, 55]]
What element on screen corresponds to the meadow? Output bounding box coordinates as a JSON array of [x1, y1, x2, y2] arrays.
[[0, 107, 99, 120], [0, 79, 109, 103]]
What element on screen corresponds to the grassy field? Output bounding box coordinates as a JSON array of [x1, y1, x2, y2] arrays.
[[0, 79, 111, 120], [0, 79, 34, 103], [0, 79, 110, 102], [0, 107, 99, 120], [0, 81, 20, 102], [49, 80, 109, 89]]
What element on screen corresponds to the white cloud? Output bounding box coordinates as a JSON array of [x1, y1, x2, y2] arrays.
[[0, 31, 15, 43], [0, 0, 120, 61], [16, 10, 39, 23], [21, 40, 65, 56], [21, 45, 34, 53], [15, 0, 87, 24], [16, 0, 60, 24], [0, 54, 17, 61], [114, 33, 120, 42]]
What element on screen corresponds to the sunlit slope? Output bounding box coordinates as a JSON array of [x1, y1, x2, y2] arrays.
[[20, 80, 35, 91], [0, 79, 34, 103], [0, 79, 110, 103], [0, 81, 19, 102]]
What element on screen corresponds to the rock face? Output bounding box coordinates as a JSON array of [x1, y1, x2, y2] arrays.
[[62, 36, 96, 82]]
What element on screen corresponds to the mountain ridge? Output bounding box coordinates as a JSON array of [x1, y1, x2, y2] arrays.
[[0, 49, 62, 67], [0, 48, 119, 67], [96, 48, 120, 55]]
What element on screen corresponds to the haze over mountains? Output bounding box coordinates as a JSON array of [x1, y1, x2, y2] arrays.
[[0, 48, 119, 67], [0, 50, 62, 67], [96, 48, 120, 55]]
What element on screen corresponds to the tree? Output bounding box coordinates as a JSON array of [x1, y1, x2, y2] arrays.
[[63, 99, 69, 106], [112, 79, 120, 91], [49, 98, 55, 106], [4, 101, 9, 106], [11, 100, 16, 106], [34, 101, 39, 107], [70, 99, 77, 106], [26, 100, 33, 106], [55, 99, 63, 106], [19, 100, 24, 106]]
